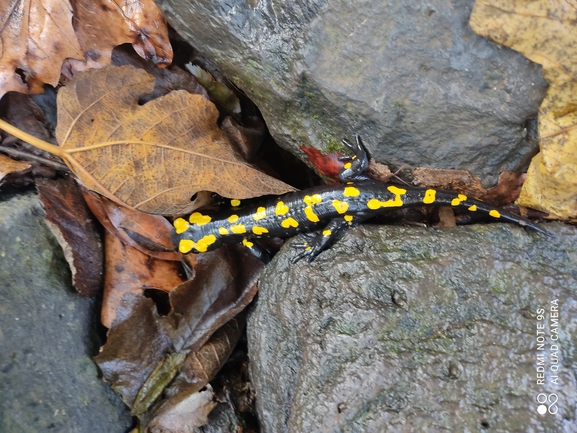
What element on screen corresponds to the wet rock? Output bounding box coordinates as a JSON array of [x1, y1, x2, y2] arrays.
[[0, 191, 132, 433], [248, 223, 577, 432], [159, 0, 548, 185]]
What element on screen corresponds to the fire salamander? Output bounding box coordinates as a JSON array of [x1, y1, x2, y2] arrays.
[[172, 136, 549, 263]]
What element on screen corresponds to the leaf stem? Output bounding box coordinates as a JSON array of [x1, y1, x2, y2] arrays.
[[0, 118, 65, 158], [0, 145, 70, 172]]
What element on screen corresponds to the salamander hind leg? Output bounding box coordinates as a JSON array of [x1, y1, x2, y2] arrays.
[[241, 238, 272, 264], [291, 218, 351, 263]]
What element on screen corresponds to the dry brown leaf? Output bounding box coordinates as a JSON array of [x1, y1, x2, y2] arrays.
[[141, 317, 243, 431], [52, 65, 294, 214], [0, 0, 84, 96], [36, 176, 103, 296], [66, 0, 172, 73], [0, 154, 31, 186], [470, 0, 577, 219], [132, 317, 243, 418], [0, 0, 171, 98], [101, 232, 186, 328], [94, 244, 262, 409], [174, 316, 244, 395], [0, 65, 294, 213]]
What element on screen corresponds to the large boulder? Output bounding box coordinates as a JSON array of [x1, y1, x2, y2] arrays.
[[159, 0, 548, 185], [248, 223, 576, 432]]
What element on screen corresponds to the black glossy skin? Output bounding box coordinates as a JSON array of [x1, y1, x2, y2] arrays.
[[172, 136, 549, 262]]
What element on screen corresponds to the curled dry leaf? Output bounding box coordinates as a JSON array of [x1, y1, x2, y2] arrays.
[[146, 384, 217, 433], [36, 176, 103, 296], [83, 190, 179, 261], [0, 0, 171, 97], [471, 0, 577, 219], [171, 316, 245, 396]]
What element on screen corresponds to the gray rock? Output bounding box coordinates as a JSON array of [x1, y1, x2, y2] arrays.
[[159, 0, 548, 185], [0, 191, 132, 433], [248, 223, 577, 432]]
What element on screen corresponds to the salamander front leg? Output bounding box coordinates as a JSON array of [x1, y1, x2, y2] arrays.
[[339, 135, 370, 182], [291, 218, 351, 263], [241, 238, 272, 264]]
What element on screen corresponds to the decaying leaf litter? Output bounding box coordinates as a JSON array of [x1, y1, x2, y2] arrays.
[[1, 50, 276, 433]]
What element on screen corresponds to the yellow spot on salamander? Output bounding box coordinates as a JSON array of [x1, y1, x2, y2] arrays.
[[174, 218, 189, 234], [275, 201, 289, 216], [489, 210, 501, 218], [189, 212, 212, 226], [252, 226, 269, 235], [332, 199, 349, 214], [179, 234, 218, 254], [343, 162, 352, 169], [281, 217, 299, 228], [305, 246, 312, 251], [344, 215, 353, 222], [179, 239, 194, 253], [219, 227, 229, 235], [230, 224, 247, 234], [304, 194, 322, 206], [253, 207, 267, 221], [343, 186, 360, 197], [242, 239, 254, 248], [423, 189, 436, 204], [228, 214, 239, 223], [304, 206, 320, 222], [195, 234, 217, 252], [451, 194, 468, 206], [322, 229, 332, 236], [468, 205, 477, 212], [231, 199, 241, 207], [367, 186, 407, 209]]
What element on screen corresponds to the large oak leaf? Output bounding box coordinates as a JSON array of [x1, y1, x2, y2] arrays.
[[55, 65, 294, 214]]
